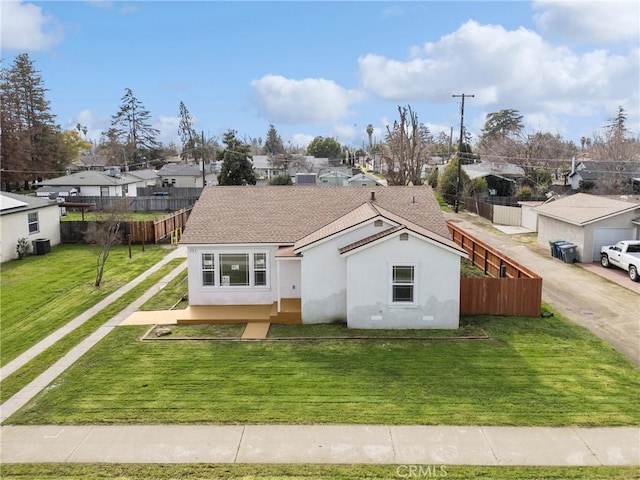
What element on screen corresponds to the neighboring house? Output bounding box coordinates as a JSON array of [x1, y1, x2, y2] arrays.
[[121, 169, 160, 188], [73, 154, 113, 171], [0, 192, 61, 263], [180, 186, 467, 329], [252, 155, 285, 182], [157, 163, 217, 187], [567, 160, 640, 191], [319, 171, 351, 186], [36, 170, 139, 197], [347, 172, 386, 187], [461, 162, 520, 196], [534, 193, 640, 262], [34, 186, 78, 199]]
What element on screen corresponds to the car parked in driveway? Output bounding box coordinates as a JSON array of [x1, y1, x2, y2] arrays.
[[600, 240, 640, 282]]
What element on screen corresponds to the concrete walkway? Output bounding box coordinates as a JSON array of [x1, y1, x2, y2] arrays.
[[1, 425, 638, 465], [0, 248, 187, 423]]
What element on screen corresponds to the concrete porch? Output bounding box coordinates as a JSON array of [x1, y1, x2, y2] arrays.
[[120, 299, 301, 326], [177, 298, 301, 325]]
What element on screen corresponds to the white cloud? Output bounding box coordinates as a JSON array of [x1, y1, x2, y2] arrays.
[[154, 116, 180, 145], [251, 75, 361, 125], [533, 0, 640, 44], [288, 133, 315, 150], [64, 109, 109, 143], [1, 0, 63, 51], [358, 20, 639, 123]]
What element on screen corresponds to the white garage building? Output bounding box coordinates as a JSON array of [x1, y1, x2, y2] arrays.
[[535, 193, 640, 262]]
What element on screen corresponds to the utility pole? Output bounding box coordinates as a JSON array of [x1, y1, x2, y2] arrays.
[[452, 93, 474, 213], [201, 131, 206, 188]]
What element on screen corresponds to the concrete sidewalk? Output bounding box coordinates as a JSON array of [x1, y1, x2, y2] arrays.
[[0, 248, 187, 423], [1, 425, 638, 465]]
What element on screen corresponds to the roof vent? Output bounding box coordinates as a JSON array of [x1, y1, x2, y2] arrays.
[[370, 191, 375, 201]]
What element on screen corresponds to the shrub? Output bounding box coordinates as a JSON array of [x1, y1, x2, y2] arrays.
[[515, 186, 533, 201], [16, 238, 31, 259]]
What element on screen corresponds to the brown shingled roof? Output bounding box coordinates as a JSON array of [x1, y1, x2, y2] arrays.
[[180, 185, 451, 245]]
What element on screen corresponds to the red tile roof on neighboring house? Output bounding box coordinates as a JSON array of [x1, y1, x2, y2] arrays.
[[180, 185, 453, 246]]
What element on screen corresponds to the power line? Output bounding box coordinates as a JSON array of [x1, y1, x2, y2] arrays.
[[452, 93, 474, 213]]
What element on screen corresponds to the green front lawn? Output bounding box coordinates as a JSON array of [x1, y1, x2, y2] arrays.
[[0, 259, 185, 403], [2, 464, 638, 480], [0, 244, 171, 366], [7, 314, 639, 426]]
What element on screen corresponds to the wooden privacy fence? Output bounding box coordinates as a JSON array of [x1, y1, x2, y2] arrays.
[[153, 208, 190, 242], [73, 196, 199, 212], [60, 208, 191, 244], [447, 220, 542, 317]]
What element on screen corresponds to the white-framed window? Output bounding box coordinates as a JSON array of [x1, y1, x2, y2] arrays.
[[201, 252, 269, 288], [202, 253, 215, 286], [254, 253, 267, 286], [391, 265, 415, 303], [28, 212, 39, 234], [100, 186, 109, 197]]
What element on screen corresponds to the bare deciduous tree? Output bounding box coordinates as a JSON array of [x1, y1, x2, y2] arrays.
[[85, 200, 129, 287], [381, 105, 430, 186]]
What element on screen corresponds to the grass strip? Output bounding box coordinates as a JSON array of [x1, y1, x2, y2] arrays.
[[0, 259, 185, 404], [1, 463, 638, 480]]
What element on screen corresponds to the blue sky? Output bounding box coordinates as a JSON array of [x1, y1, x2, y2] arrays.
[[2, 0, 639, 151]]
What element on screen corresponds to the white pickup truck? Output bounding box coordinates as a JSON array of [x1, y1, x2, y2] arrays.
[[600, 240, 640, 282]]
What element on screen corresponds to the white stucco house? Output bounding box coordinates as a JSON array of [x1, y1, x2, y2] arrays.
[[0, 192, 61, 263], [534, 193, 640, 262], [36, 170, 139, 197], [180, 186, 467, 329], [120, 169, 159, 188], [157, 163, 217, 187]]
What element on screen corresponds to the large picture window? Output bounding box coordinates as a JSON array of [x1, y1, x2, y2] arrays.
[[392, 265, 415, 303], [201, 252, 269, 287], [220, 253, 249, 286], [28, 212, 39, 234]]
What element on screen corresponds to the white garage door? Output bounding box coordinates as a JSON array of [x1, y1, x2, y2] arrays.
[[592, 228, 636, 261]]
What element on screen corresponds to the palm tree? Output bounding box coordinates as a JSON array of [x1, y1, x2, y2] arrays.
[[366, 124, 374, 150]]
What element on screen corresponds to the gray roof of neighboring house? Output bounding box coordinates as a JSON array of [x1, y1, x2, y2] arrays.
[[124, 169, 159, 180], [76, 155, 112, 168], [157, 163, 203, 177], [534, 193, 640, 226], [180, 185, 452, 246], [38, 170, 136, 187], [462, 162, 522, 180], [348, 172, 385, 185], [570, 160, 640, 179], [319, 171, 351, 179], [0, 191, 57, 215]]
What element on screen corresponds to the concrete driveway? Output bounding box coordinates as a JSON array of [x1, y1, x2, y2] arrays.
[[446, 212, 639, 368]]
